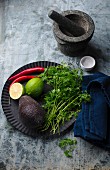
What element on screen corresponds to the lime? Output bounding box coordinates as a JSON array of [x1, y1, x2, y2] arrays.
[[9, 83, 25, 100], [25, 77, 44, 98]]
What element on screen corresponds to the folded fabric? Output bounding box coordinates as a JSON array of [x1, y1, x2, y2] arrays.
[[74, 72, 110, 149]]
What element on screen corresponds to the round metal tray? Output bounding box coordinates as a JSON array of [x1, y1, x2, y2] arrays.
[[1, 61, 76, 138]]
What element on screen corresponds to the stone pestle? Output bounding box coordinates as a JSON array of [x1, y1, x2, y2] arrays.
[[48, 10, 85, 37]]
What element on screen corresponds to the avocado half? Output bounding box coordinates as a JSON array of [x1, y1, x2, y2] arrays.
[[19, 95, 45, 129]]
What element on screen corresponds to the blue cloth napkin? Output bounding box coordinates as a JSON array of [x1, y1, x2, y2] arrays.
[[74, 72, 110, 149]]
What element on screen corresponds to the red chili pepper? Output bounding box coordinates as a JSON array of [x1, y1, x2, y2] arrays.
[[9, 67, 45, 81], [9, 75, 37, 90]]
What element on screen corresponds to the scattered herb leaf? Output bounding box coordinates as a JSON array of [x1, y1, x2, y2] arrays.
[[59, 138, 76, 148], [59, 138, 77, 158], [64, 150, 73, 158]]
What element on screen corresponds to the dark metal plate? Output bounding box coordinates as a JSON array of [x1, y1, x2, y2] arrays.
[[1, 61, 76, 138]]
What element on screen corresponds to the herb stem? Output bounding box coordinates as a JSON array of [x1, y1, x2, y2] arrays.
[[62, 96, 80, 112]]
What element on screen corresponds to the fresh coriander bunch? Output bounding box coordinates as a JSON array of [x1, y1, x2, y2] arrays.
[[40, 65, 90, 134]]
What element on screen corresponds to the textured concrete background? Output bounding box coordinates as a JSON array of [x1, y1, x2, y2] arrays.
[[0, 0, 110, 169]]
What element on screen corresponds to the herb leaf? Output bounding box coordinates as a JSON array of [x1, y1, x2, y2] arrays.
[[59, 138, 77, 158], [59, 138, 75, 148], [64, 150, 73, 158]]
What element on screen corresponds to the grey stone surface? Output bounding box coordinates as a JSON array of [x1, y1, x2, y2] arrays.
[[0, 0, 110, 169]]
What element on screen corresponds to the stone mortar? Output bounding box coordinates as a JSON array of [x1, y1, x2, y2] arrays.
[[53, 10, 95, 56]]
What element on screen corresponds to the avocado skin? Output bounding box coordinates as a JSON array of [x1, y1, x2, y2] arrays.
[[19, 95, 45, 129]]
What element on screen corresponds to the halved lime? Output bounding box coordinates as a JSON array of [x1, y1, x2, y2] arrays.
[[9, 83, 25, 100]]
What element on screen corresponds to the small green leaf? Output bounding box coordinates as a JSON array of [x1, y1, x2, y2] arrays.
[[73, 139, 77, 145], [59, 138, 77, 158], [64, 150, 72, 158]]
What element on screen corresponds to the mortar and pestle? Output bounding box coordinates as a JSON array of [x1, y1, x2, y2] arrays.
[[48, 10, 95, 56]]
